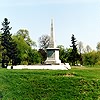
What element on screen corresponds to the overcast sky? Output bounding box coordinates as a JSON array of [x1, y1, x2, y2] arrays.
[[0, 0, 100, 50]]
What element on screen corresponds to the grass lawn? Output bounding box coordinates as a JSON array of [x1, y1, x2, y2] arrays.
[[0, 66, 100, 100]]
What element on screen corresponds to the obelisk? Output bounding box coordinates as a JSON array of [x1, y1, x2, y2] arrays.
[[49, 19, 55, 48], [45, 19, 61, 65]]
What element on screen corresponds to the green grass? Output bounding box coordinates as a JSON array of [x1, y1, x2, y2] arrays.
[[1, 67, 100, 100]]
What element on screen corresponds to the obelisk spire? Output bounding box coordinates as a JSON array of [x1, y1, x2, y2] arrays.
[[49, 19, 55, 48]]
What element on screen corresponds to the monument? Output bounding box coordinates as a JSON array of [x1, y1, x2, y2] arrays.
[[45, 19, 61, 65], [7, 19, 71, 70]]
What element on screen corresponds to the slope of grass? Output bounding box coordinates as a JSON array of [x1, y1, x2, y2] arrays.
[[0, 67, 100, 100]]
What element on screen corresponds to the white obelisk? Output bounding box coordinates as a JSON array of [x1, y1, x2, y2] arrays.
[[49, 19, 56, 48], [45, 19, 61, 65]]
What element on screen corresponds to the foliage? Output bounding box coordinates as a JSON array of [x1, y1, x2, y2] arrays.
[[57, 45, 68, 63], [1, 67, 100, 99], [0, 18, 18, 67], [38, 49, 47, 64], [13, 35, 41, 65], [16, 29, 36, 47], [12, 35, 29, 64], [70, 34, 80, 65], [83, 51, 100, 66], [0, 18, 100, 66], [38, 34, 50, 50], [77, 41, 84, 54], [85, 45, 92, 53], [28, 48, 41, 64], [7, 39, 19, 65], [96, 42, 100, 51], [0, 32, 2, 66]]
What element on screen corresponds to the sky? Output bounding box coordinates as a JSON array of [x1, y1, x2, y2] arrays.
[[0, 0, 100, 50]]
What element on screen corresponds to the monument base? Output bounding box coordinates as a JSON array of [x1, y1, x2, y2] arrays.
[[45, 48, 61, 65], [45, 59, 61, 65], [7, 64, 71, 70]]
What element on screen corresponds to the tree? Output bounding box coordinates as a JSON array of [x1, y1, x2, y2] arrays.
[[67, 48, 73, 65], [8, 39, 19, 65], [0, 18, 19, 67], [83, 51, 98, 66], [16, 29, 36, 47], [12, 35, 31, 65], [13, 34, 41, 65], [38, 49, 47, 64], [77, 41, 84, 65], [96, 42, 100, 51], [57, 45, 68, 63], [85, 45, 92, 53], [28, 48, 41, 65], [0, 18, 11, 67], [38, 34, 50, 50], [77, 41, 84, 54], [1, 18, 12, 67], [70, 34, 79, 65], [0, 32, 2, 66]]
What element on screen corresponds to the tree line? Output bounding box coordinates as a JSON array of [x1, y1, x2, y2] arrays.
[[0, 18, 41, 68], [0, 18, 100, 68], [38, 32, 100, 67]]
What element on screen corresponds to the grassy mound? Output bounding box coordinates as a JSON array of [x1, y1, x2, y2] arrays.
[[0, 67, 100, 100]]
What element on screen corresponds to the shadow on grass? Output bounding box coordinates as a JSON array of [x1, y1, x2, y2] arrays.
[[0, 91, 3, 99]]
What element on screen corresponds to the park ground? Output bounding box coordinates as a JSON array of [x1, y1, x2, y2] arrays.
[[0, 66, 100, 100]]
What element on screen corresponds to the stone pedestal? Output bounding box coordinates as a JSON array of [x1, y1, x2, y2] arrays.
[[45, 48, 61, 65]]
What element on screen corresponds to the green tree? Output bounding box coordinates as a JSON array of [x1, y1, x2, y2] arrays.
[[67, 48, 73, 65], [8, 39, 19, 65], [95, 51, 100, 65], [0, 32, 2, 66], [38, 49, 47, 64], [96, 42, 100, 51], [16, 29, 36, 47], [1, 18, 18, 67], [1, 18, 11, 67], [13, 34, 41, 65], [12, 35, 31, 65], [83, 51, 98, 66], [70, 34, 79, 65], [28, 49, 41, 64], [57, 45, 68, 63]]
